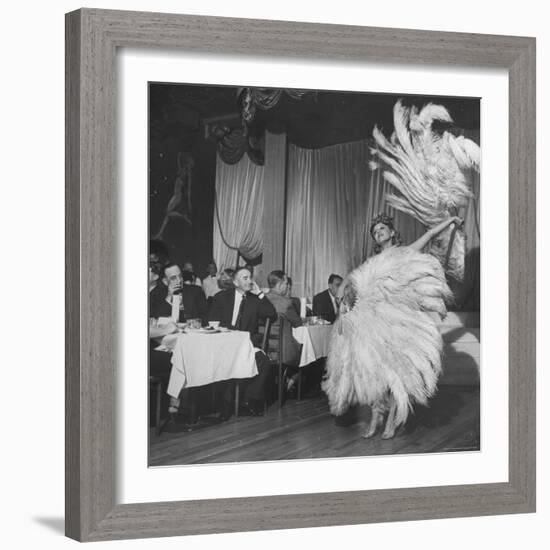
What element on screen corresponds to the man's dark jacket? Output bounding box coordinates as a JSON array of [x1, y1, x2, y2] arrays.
[[154, 284, 207, 321], [208, 289, 277, 346], [312, 289, 337, 323]]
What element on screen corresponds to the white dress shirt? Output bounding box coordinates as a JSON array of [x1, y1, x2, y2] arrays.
[[231, 290, 245, 327], [329, 291, 339, 315]]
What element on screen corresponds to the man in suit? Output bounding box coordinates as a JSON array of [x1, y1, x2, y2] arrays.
[[154, 263, 209, 424], [265, 270, 304, 395], [312, 273, 343, 323], [208, 266, 277, 417], [157, 263, 208, 321], [284, 276, 301, 316], [265, 270, 303, 363], [149, 260, 178, 424]]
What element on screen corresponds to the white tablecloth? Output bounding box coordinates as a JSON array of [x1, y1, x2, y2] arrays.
[[162, 330, 257, 398], [292, 324, 333, 367]]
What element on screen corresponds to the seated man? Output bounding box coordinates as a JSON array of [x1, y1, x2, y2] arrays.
[[284, 276, 302, 316], [208, 266, 277, 417], [265, 270, 303, 362], [154, 263, 209, 423], [266, 271, 304, 394], [157, 262, 207, 322], [312, 273, 343, 323], [149, 261, 178, 422], [285, 276, 313, 317]]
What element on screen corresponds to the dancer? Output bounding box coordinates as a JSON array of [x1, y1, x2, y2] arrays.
[[323, 100, 478, 439], [324, 214, 458, 439], [370, 212, 463, 256]]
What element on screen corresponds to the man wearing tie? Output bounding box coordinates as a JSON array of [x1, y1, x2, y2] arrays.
[[155, 263, 208, 321], [208, 266, 277, 418], [312, 274, 343, 323]]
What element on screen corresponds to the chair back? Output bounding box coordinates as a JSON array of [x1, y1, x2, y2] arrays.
[[260, 314, 301, 366], [259, 314, 303, 407], [259, 316, 281, 363], [259, 317, 272, 353]]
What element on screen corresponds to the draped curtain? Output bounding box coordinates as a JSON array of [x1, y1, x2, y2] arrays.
[[285, 141, 371, 298], [212, 153, 264, 271]]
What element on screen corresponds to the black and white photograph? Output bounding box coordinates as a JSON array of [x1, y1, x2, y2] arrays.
[[147, 83, 481, 466]]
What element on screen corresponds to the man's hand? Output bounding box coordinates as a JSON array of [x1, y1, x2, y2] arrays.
[[450, 215, 464, 228], [249, 280, 261, 295], [166, 280, 182, 301]]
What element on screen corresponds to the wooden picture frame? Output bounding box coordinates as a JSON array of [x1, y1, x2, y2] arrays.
[[65, 8, 536, 542]]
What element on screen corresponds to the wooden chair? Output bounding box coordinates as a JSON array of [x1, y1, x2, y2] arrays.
[[232, 321, 273, 417], [260, 315, 302, 408], [260, 315, 283, 408], [234, 316, 302, 415]]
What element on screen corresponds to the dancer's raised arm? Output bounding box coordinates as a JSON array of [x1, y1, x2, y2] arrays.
[[408, 216, 463, 252]]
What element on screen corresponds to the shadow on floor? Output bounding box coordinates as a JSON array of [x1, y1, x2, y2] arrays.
[[33, 517, 65, 534], [405, 385, 471, 434], [329, 385, 472, 431]]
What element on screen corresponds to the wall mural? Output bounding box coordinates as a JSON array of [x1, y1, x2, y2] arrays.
[[153, 152, 194, 240]]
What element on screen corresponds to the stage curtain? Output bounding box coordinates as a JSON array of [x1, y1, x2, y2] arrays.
[[285, 140, 371, 298], [212, 153, 265, 271]]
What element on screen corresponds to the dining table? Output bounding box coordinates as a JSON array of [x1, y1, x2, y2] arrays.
[[158, 328, 257, 398], [292, 323, 334, 367]]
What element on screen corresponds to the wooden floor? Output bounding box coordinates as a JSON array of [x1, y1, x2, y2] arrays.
[[149, 385, 480, 466]]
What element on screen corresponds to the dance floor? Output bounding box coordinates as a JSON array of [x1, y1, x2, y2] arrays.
[[149, 385, 480, 466]]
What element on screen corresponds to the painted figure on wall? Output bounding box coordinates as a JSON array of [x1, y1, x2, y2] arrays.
[[154, 152, 194, 240]]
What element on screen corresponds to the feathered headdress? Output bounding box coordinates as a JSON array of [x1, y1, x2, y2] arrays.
[[370, 100, 479, 280]]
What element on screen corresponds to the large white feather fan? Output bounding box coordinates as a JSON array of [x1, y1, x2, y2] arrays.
[[370, 100, 479, 280], [322, 247, 452, 427]]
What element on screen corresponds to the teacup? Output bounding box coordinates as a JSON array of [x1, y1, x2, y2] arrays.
[[208, 321, 220, 329]]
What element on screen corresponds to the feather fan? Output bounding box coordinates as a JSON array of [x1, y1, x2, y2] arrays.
[[322, 247, 452, 427], [370, 100, 480, 280]]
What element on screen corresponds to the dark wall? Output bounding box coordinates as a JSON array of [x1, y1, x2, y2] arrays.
[[149, 90, 218, 279], [149, 141, 217, 278]]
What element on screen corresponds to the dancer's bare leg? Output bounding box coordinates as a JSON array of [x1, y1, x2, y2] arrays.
[[363, 403, 384, 438], [153, 216, 169, 241], [381, 395, 398, 439]]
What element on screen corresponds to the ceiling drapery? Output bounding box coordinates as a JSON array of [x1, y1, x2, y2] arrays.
[[215, 126, 265, 166], [215, 88, 313, 166]]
